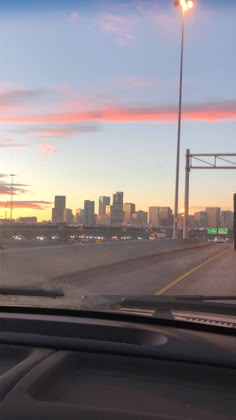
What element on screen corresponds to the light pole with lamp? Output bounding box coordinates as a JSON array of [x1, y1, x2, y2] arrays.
[[173, 0, 194, 239], [10, 173, 15, 223]]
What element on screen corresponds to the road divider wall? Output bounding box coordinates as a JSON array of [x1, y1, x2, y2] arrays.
[[0, 239, 208, 284]]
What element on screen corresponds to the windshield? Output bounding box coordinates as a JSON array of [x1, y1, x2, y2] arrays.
[[0, 0, 236, 319]]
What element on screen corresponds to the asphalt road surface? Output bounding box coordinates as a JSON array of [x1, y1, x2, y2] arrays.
[[59, 243, 235, 297]]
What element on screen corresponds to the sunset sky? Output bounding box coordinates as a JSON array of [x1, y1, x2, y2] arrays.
[[0, 0, 236, 221]]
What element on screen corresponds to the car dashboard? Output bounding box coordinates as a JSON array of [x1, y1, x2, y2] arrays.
[[0, 309, 235, 420]]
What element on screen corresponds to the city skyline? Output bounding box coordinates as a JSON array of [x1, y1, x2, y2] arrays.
[[1, 192, 233, 230], [43, 192, 234, 229], [0, 1, 236, 221], [0, 185, 234, 222]]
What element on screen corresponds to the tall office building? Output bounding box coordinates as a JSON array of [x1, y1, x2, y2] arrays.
[[113, 192, 123, 206], [105, 205, 111, 217], [110, 191, 124, 225], [99, 196, 110, 216], [75, 209, 84, 225], [221, 210, 233, 228], [97, 204, 110, 225], [159, 207, 173, 226], [123, 203, 136, 223], [206, 207, 221, 227], [132, 210, 148, 227], [64, 209, 74, 225], [194, 211, 208, 227], [148, 207, 160, 228], [84, 200, 95, 226], [52, 195, 66, 223]]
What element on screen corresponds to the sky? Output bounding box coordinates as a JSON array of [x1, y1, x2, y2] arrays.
[[0, 0, 236, 221]]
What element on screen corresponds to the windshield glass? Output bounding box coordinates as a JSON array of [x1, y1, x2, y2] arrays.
[[0, 0, 236, 317]]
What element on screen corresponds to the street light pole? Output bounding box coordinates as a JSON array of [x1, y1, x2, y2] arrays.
[[173, 9, 185, 239], [10, 173, 15, 223], [173, 0, 194, 239]]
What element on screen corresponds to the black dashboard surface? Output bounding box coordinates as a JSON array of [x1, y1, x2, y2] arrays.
[[0, 310, 235, 419]]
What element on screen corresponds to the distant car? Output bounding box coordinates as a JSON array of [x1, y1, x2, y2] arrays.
[[12, 235, 25, 241], [214, 237, 225, 243], [35, 236, 47, 241]]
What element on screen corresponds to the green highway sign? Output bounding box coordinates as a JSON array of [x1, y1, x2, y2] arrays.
[[207, 227, 217, 235], [217, 228, 228, 235]]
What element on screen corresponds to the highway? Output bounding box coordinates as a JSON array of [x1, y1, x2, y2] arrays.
[[59, 244, 235, 297], [1, 240, 68, 249]]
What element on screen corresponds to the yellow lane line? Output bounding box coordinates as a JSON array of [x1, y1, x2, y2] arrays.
[[154, 247, 232, 296]]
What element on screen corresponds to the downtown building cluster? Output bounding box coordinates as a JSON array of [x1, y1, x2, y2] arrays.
[[51, 192, 150, 227], [51, 194, 234, 229]]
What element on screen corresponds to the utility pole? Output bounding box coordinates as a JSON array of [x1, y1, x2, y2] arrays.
[[10, 174, 15, 223], [234, 193, 236, 251]]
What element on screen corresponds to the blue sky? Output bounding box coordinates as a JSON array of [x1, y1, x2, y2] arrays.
[[0, 0, 236, 220]]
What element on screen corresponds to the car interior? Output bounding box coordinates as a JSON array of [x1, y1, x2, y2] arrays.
[[0, 306, 235, 420]]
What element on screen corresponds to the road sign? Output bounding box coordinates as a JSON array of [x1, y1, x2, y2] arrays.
[[207, 227, 217, 235], [218, 228, 228, 235]]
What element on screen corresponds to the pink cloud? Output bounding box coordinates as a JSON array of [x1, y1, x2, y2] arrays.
[[33, 129, 71, 138], [96, 4, 180, 46], [98, 13, 137, 45], [1, 100, 236, 124], [30, 124, 98, 138], [56, 98, 92, 113], [0, 182, 29, 196], [38, 142, 58, 155], [0, 201, 51, 210], [0, 138, 28, 148]]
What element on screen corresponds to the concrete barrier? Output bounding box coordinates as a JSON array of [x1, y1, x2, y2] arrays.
[[0, 239, 208, 285]]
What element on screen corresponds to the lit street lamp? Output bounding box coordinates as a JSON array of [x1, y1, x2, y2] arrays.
[[173, 0, 194, 239]]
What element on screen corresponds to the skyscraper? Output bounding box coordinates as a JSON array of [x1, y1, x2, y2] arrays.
[[52, 195, 66, 223], [75, 209, 84, 225], [99, 196, 110, 216], [113, 192, 123, 206], [148, 207, 160, 228], [206, 207, 221, 227], [123, 203, 136, 223], [110, 191, 124, 225], [65, 209, 74, 225], [194, 211, 208, 227], [221, 210, 233, 228], [132, 210, 148, 227], [159, 207, 173, 226], [84, 200, 95, 226], [97, 204, 111, 226]]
